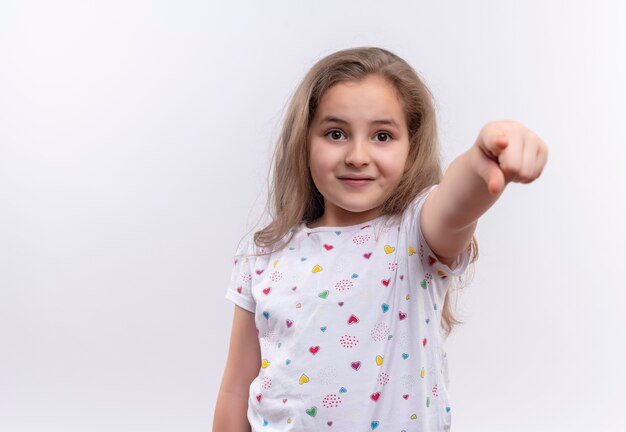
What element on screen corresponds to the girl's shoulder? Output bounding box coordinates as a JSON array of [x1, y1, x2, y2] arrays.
[[234, 225, 300, 258], [404, 184, 437, 216]]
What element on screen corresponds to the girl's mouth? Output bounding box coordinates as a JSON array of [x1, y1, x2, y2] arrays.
[[339, 178, 373, 188]]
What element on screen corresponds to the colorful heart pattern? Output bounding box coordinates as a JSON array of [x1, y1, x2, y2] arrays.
[[225, 190, 468, 429]]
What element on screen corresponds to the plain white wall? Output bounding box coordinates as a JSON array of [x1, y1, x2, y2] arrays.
[[1, 1, 624, 431]]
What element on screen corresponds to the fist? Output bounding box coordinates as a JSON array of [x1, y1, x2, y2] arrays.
[[471, 120, 549, 195]]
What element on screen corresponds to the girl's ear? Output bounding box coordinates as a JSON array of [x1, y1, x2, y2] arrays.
[[403, 153, 413, 173], [403, 141, 417, 173]]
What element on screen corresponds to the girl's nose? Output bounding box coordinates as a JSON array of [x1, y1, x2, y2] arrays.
[[344, 138, 371, 167]]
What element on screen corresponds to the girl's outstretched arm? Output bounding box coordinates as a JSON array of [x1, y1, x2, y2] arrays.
[[213, 305, 261, 432], [420, 120, 548, 267]]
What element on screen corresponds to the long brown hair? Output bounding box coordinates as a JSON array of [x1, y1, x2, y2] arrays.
[[251, 46, 477, 337]]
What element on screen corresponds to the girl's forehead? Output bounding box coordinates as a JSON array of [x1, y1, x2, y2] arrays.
[[313, 77, 407, 127]]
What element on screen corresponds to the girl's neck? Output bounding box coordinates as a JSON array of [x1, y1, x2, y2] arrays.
[[307, 210, 384, 229], [308, 203, 386, 229]]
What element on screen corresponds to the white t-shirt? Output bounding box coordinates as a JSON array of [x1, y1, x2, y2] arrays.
[[224, 186, 472, 431]]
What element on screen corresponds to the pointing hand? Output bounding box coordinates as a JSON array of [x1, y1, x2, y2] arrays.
[[470, 120, 549, 195]]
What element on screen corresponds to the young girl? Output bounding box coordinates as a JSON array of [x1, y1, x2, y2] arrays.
[[213, 47, 548, 431]]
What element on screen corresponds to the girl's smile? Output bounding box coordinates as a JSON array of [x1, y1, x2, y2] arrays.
[[307, 74, 410, 227], [338, 178, 374, 188]]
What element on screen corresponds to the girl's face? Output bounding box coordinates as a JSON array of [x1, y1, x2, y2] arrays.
[[307, 74, 410, 227]]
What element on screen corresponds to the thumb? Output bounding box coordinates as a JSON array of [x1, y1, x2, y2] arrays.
[[473, 150, 506, 195]]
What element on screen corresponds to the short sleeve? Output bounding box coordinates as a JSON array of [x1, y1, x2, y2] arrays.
[[223, 235, 257, 313], [408, 185, 473, 280]]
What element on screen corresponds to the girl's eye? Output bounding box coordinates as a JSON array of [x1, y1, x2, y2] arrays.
[[325, 130, 346, 140], [375, 132, 392, 142], [325, 130, 393, 142]]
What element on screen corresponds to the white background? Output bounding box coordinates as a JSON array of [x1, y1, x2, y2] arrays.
[[1, 1, 625, 431]]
